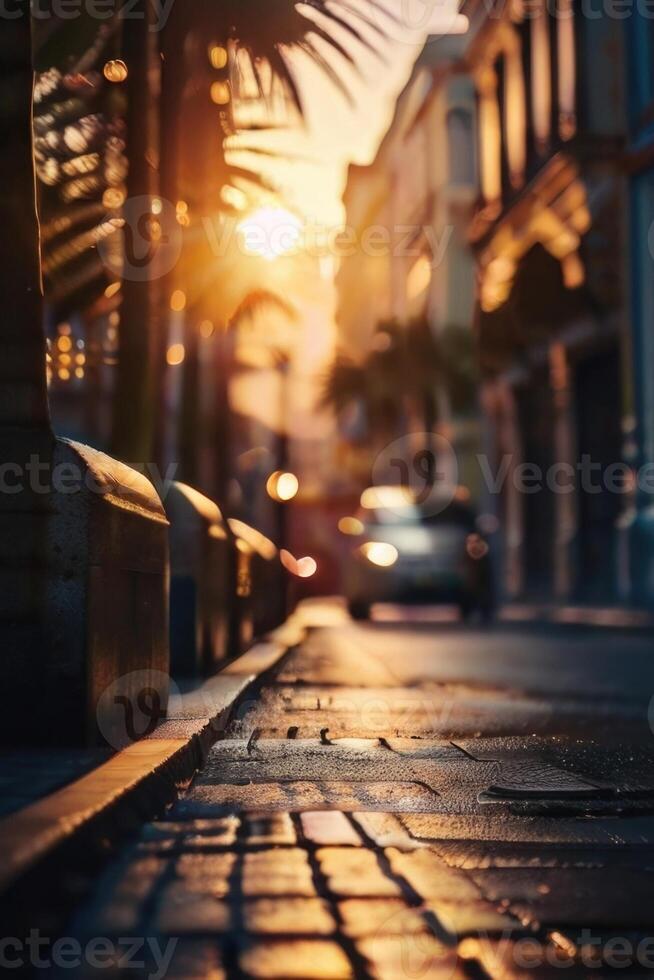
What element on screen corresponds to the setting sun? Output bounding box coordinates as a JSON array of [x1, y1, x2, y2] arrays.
[[236, 207, 303, 261]]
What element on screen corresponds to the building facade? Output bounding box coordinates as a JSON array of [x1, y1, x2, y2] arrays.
[[461, 0, 634, 604], [335, 35, 481, 494], [624, 13, 654, 606]]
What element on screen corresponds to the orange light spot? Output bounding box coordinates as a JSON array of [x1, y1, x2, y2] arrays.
[[103, 60, 128, 83], [266, 471, 299, 502], [166, 343, 185, 366], [297, 557, 318, 579], [210, 81, 231, 105], [208, 44, 228, 69], [170, 289, 186, 312]]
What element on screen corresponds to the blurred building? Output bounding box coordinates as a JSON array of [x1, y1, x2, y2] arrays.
[[624, 13, 654, 607], [335, 35, 481, 494], [461, 0, 633, 604]]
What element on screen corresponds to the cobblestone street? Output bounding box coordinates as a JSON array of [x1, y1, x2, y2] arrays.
[[53, 603, 654, 979]]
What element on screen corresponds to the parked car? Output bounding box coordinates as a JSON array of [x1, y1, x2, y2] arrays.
[[340, 486, 494, 621]]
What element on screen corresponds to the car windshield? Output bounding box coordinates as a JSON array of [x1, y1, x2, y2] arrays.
[[357, 497, 475, 529]]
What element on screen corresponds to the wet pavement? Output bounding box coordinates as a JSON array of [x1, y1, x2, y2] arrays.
[[58, 602, 654, 978]]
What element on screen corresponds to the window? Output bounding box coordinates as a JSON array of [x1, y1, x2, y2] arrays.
[[447, 108, 475, 186], [477, 66, 502, 205], [531, 1, 552, 148], [557, 0, 577, 140]]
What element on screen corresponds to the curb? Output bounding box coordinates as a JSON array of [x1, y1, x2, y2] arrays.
[[0, 617, 304, 913], [500, 603, 654, 631]]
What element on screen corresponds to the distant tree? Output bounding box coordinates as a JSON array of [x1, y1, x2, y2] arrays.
[[322, 318, 478, 449]]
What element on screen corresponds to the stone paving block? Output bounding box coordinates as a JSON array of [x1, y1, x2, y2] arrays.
[[423, 900, 524, 937], [386, 848, 483, 902], [332, 738, 385, 750], [140, 822, 184, 843], [73, 854, 168, 935], [428, 841, 634, 871], [338, 898, 425, 938], [352, 812, 422, 850], [200, 738, 443, 785], [242, 848, 316, 896], [176, 852, 235, 895], [238, 682, 599, 740], [159, 816, 239, 844], [189, 780, 440, 811], [245, 812, 297, 845], [154, 883, 231, 934], [356, 933, 460, 980], [595, 816, 654, 845], [238, 938, 353, 978], [385, 739, 471, 760], [159, 938, 226, 979], [300, 811, 361, 846], [316, 847, 401, 897], [458, 936, 576, 979], [471, 867, 654, 929], [399, 812, 612, 844], [243, 897, 336, 935]]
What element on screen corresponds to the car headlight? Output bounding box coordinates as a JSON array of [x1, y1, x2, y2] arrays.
[[359, 542, 399, 567]]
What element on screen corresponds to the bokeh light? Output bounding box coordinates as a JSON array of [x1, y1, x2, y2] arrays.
[[267, 471, 299, 502], [166, 343, 185, 366], [103, 60, 128, 83], [361, 542, 399, 568]]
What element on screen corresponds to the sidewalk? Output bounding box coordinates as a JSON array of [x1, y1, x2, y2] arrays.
[[24, 600, 654, 979], [0, 617, 305, 902]]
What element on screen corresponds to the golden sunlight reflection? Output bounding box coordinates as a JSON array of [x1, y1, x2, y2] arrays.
[[237, 207, 303, 261]]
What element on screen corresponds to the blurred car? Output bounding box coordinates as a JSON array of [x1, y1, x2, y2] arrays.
[[340, 486, 494, 621]]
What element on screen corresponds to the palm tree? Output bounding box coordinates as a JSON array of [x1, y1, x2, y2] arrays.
[[322, 318, 478, 477], [321, 338, 403, 447], [2, 17, 51, 435], [0, 14, 59, 741], [154, 1, 392, 493]]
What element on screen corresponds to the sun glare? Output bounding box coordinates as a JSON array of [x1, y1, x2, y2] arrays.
[[237, 207, 303, 261]]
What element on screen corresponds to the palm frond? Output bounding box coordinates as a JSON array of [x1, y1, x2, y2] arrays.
[[213, 0, 391, 113], [229, 289, 298, 330]]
